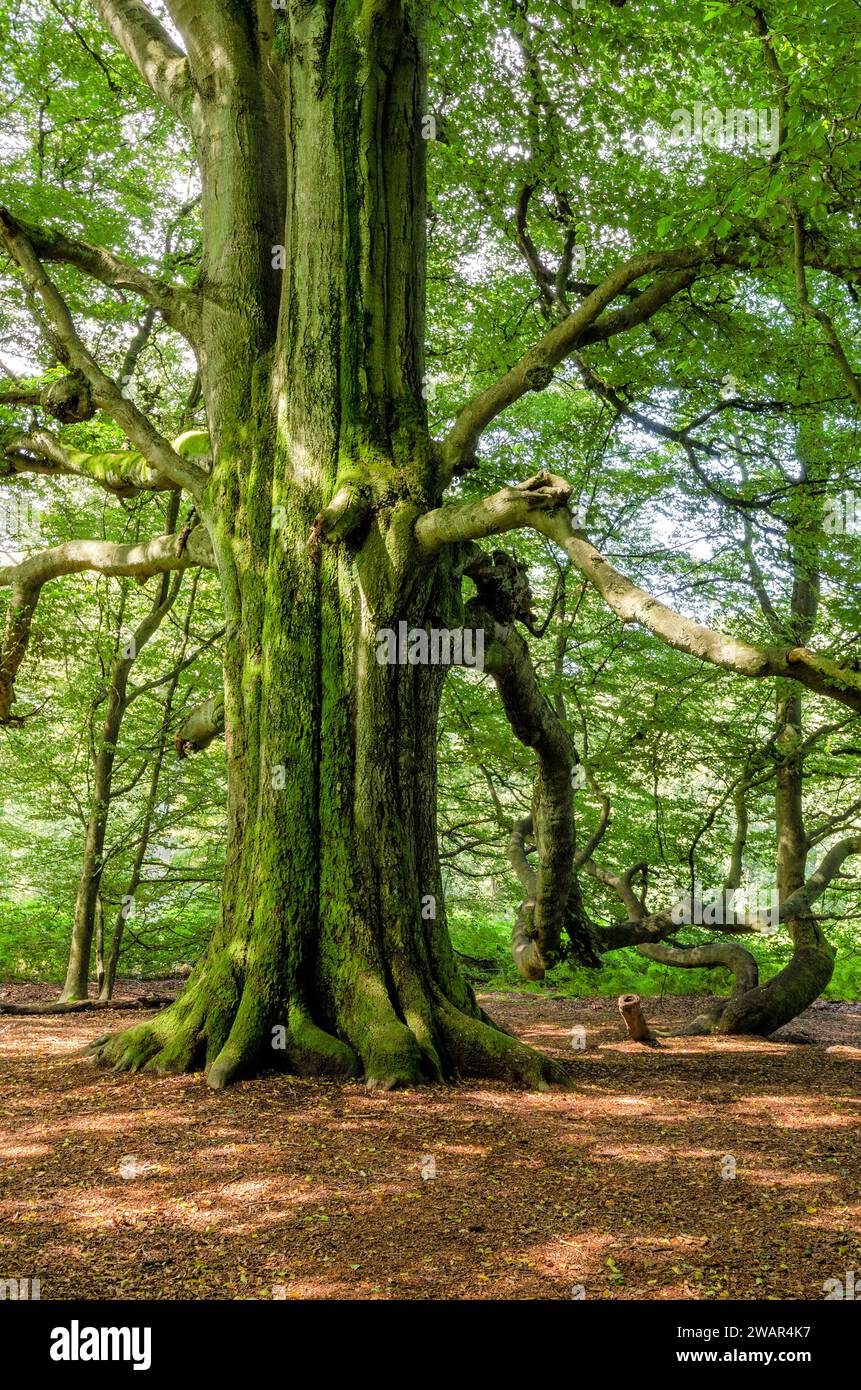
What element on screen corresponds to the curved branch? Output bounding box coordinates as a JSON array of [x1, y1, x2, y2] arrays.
[[584, 859, 649, 923], [573, 767, 611, 868], [420, 482, 861, 714], [637, 940, 759, 994], [0, 527, 214, 723], [416, 471, 572, 555], [480, 611, 576, 979], [441, 246, 714, 474], [779, 833, 861, 920], [0, 583, 40, 725], [635, 941, 759, 1035], [507, 813, 536, 896], [536, 509, 861, 715], [0, 212, 206, 496], [3, 428, 181, 494], [0, 527, 214, 591]]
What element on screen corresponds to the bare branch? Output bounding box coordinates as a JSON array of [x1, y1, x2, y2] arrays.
[[0, 527, 213, 723], [535, 509, 861, 715], [0, 527, 214, 592], [441, 247, 712, 474], [415, 471, 572, 555]]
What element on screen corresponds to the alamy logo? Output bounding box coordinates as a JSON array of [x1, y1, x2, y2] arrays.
[[824, 492, 861, 535], [669, 104, 780, 156], [823, 1271, 860, 1300], [50, 1321, 151, 1371], [670, 879, 779, 931], [375, 621, 484, 670], [0, 1277, 40, 1299]]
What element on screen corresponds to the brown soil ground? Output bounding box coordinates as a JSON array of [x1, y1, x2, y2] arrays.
[[1, 983, 859, 1301]]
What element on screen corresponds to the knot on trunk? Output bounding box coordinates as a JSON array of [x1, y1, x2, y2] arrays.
[[42, 372, 95, 424], [465, 548, 536, 625]]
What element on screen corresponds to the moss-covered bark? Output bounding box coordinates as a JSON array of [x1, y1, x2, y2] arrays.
[[92, 1, 566, 1091], [93, 514, 564, 1089]]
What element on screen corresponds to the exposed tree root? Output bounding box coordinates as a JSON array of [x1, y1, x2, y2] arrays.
[[86, 975, 570, 1093], [1, 994, 173, 1015]]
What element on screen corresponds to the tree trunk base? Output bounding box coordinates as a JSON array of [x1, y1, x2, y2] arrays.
[[672, 937, 836, 1037], [87, 967, 571, 1093]]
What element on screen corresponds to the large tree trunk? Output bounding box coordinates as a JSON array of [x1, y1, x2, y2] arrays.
[[93, 2, 562, 1091]]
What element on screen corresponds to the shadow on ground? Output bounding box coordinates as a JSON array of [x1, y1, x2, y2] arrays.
[[0, 987, 858, 1300]]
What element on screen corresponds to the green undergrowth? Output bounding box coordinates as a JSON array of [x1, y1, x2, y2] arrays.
[[3, 900, 859, 1003], [448, 909, 861, 1001]]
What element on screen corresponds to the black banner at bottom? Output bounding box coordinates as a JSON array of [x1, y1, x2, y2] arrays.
[[2, 1296, 853, 1376]]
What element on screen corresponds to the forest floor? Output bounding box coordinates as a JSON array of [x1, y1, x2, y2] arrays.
[[1, 981, 859, 1301]]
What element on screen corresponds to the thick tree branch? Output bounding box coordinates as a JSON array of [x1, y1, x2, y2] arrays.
[[415, 471, 572, 555], [463, 550, 600, 975], [637, 940, 759, 994], [478, 612, 576, 979], [779, 834, 861, 920], [0, 211, 206, 495], [422, 480, 861, 713], [0, 527, 214, 591], [584, 859, 649, 923], [3, 428, 180, 495], [89, 0, 196, 124], [0, 527, 213, 723], [535, 509, 861, 715]]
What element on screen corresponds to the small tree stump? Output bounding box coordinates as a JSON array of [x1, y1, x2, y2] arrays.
[[618, 993, 657, 1044]]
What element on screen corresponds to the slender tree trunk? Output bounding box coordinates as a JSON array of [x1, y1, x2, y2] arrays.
[[714, 458, 834, 1036], [94, 3, 562, 1090], [60, 653, 130, 1001], [717, 689, 834, 1034], [60, 501, 181, 1001], [94, 894, 105, 998], [100, 575, 200, 1001]]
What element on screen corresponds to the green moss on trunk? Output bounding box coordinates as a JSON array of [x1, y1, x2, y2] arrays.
[[91, 4, 567, 1093]]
